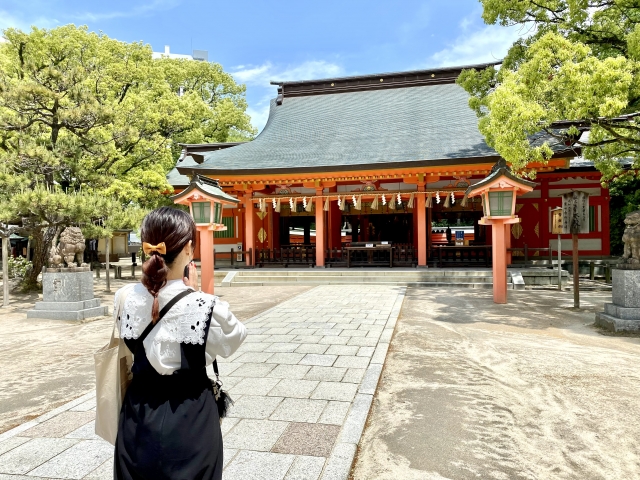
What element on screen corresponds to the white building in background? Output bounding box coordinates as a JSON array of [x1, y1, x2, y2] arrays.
[[152, 45, 208, 61]]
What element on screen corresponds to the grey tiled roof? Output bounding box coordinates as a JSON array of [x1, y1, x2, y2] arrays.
[[171, 175, 239, 204], [167, 154, 198, 188], [568, 157, 632, 169], [187, 83, 501, 175]]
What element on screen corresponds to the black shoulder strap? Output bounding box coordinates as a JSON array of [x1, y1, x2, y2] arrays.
[[138, 288, 195, 343]]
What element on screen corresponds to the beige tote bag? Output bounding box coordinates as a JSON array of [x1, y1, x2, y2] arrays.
[[94, 285, 134, 445]]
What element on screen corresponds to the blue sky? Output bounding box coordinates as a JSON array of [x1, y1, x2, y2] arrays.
[[1, 0, 523, 131]]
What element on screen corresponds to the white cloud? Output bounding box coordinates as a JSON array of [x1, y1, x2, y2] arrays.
[[232, 60, 344, 86], [246, 103, 272, 134], [0, 9, 58, 32], [232, 60, 345, 132], [72, 0, 180, 22], [231, 63, 273, 84], [430, 24, 525, 67], [459, 16, 473, 31]]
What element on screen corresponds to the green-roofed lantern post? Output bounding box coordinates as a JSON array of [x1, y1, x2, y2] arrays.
[[172, 176, 239, 294], [465, 160, 536, 304]]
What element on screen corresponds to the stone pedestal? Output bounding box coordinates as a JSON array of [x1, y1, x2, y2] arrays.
[[27, 270, 108, 321], [596, 267, 640, 332]]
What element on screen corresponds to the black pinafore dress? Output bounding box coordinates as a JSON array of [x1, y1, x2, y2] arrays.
[[115, 290, 223, 480]]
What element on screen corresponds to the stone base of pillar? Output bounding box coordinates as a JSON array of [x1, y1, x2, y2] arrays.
[[27, 271, 108, 320], [595, 267, 640, 332]]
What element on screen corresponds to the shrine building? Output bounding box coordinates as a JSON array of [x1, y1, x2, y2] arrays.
[[167, 62, 611, 268]]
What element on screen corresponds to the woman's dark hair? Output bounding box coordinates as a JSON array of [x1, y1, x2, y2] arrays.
[[141, 206, 196, 322]]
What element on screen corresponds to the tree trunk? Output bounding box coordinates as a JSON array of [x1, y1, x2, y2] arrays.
[[24, 226, 58, 290], [105, 237, 111, 293], [2, 234, 9, 307]]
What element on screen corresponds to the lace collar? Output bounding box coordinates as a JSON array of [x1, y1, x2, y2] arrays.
[[116, 280, 215, 345]]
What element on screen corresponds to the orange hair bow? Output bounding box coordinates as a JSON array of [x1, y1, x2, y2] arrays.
[[142, 242, 167, 255]]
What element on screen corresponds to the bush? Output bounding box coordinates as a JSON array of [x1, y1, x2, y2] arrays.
[[7, 256, 32, 279]]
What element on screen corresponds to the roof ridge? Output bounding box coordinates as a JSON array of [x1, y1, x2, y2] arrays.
[[270, 61, 500, 86], [270, 61, 501, 101]]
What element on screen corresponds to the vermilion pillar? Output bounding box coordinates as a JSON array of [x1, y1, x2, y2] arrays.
[[417, 186, 427, 267], [244, 193, 255, 266], [315, 189, 325, 267], [198, 226, 215, 294], [326, 187, 342, 249], [491, 221, 508, 304], [505, 222, 512, 266]]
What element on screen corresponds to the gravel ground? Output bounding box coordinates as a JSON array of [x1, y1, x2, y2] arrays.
[[351, 287, 640, 480], [0, 278, 311, 434]]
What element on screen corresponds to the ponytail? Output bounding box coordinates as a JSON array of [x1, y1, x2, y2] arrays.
[[141, 252, 170, 323]]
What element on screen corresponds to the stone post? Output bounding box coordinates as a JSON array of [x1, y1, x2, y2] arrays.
[[596, 267, 640, 331], [27, 270, 108, 320]]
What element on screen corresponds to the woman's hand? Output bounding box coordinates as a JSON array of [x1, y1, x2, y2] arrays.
[[183, 261, 199, 290]]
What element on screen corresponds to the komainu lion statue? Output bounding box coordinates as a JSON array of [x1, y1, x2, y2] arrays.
[[48, 227, 87, 268], [622, 210, 640, 264]]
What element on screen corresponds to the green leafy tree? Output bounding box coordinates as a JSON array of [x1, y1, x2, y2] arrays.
[[0, 25, 255, 288], [457, 1, 640, 181]]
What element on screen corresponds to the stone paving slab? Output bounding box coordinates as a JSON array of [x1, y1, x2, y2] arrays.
[[0, 285, 405, 479]]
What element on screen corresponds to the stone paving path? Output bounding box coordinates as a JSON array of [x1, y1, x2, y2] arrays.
[[0, 285, 405, 480]]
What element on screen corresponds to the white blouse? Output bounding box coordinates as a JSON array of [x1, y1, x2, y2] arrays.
[[114, 280, 246, 375]]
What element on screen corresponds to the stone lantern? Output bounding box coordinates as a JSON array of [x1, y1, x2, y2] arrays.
[[172, 175, 239, 294], [465, 160, 536, 304]]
